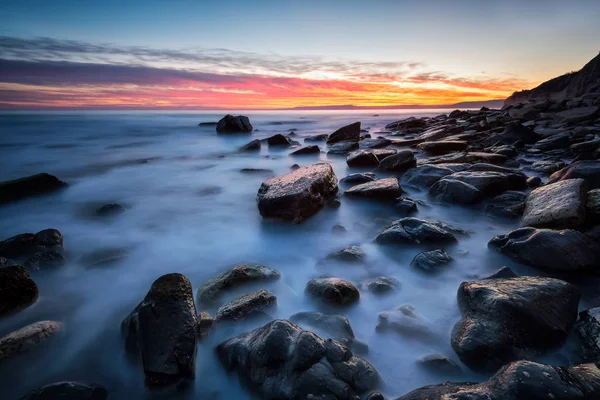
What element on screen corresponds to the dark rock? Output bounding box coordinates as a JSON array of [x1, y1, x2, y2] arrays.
[[325, 246, 366, 263], [197, 265, 280, 304], [378, 150, 417, 172], [411, 249, 452, 271], [576, 308, 600, 363], [215, 289, 276, 322], [417, 141, 468, 155], [197, 311, 214, 339], [527, 176, 542, 187], [508, 105, 541, 120], [452, 276, 580, 372], [0, 173, 67, 204], [532, 132, 571, 151], [484, 266, 518, 280], [198, 121, 218, 126], [418, 354, 462, 375], [327, 198, 341, 208], [291, 145, 320, 155], [19, 382, 108, 400], [327, 141, 360, 155], [359, 276, 400, 294], [395, 198, 417, 216], [0, 229, 65, 271], [305, 134, 329, 142], [340, 173, 377, 185], [0, 320, 62, 361], [402, 165, 465, 189], [376, 218, 465, 245], [217, 320, 379, 399], [530, 160, 565, 173], [257, 163, 338, 223], [489, 122, 539, 146], [359, 138, 392, 149], [430, 170, 526, 204], [587, 189, 600, 222], [290, 164, 300, 170], [95, 203, 126, 217], [240, 168, 274, 175], [327, 122, 361, 144], [486, 191, 527, 219], [267, 134, 293, 146], [332, 224, 347, 234], [216, 115, 253, 133], [556, 106, 600, 124], [239, 139, 261, 152], [290, 312, 355, 341], [367, 393, 386, 400], [371, 148, 397, 159], [0, 264, 38, 317], [549, 160, 600, 189], [429, 178, 483, 204], [346, 150, 380, 168], [377, 305, 430, 337], [345, 178, 401, 200], [305, 278, 360, 306], [121, 273, 197, 386], [385, 117, 428, 131]]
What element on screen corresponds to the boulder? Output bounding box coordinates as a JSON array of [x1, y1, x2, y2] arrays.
[[452, 276, 580, 372], [416, 141, 468, 155], [489, 227, 600, 271], [0, 173, 67, 204], [346, 150, 380, 168], [396, 360, 600, 400], [291, 145, 320, 155], [555, 106, 600, 124], [239, 139, 261, 152], [20, 382, 108, 400], [371, 148, 397, 159], [327, 122, 361, 144], [215, 289, 276, 322], [345, 178, 401, 200], [327, 141, 359, 155], [197, 265, 280, 304], [378, 151, 416, 172], [486, 191, 527, 219], [376, 218, 465, 245], [410, 249, 452, 271], [359, 276, 400, 294], [305, 278, 360, 306], [576, 307, 600, 363], [385, 117, 428, 131], [0, 320, 62, 361], [549, 160, 600, 189], [121, 273, 197, 386], [0, 229, 65, 271], [325, 246, 366, 263], [217, 320, 379, 399], [359, 138, 392, 149], [340, 173, 377, 185], [0, 264, 38, 317], [257, 163, 338, 223], [521, 178, 587, 229], [377, 305, 430, 337], [216, 115, 252, 133], [267, 134, 293, 146]]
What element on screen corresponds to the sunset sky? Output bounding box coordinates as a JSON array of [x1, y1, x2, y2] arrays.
[[1, 0, 599, 109]]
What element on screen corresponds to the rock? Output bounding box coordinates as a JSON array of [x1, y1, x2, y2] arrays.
[[0, 173, 67, 204], [328, 198, 341, 209], [325, 246, 366, 263], [410, 249, 452, 271], [549, 160, 600, 189], [290, 312, 355, 341], [367, 393, 386, 400], [491, 144, 517, 157], [216, 114, 252, 133], [257, 163, 338, 223], [0, 320, 62, 361], [327, 141, 359, 155], [371, 148, 397, 159], [386, 117, 428, 131], [396, 360, 600, 400], [197, 265, 280, 304], [327, 122, 361, 144], [418, 354, 462, 375], [359, 138, 392, 149], [0, 264, 38, 317], [359, 276, 400, 294], [239, 139, 261, 152], [508, 105, 541, 120], [217, 320, 379, 399], [576, 307, 600, 364], [489, 227, 600, 271], [402, 165, 464, 188], [530, 160, 565, 173], [121, 273, 197, 386], [416, 141, 468, 155], [215, 289, 276, 322], [521, 178, 587, 229], [240, 168, 274, 175], [532, 132, 571, 151], [395, 198, 418, 216], [556, 106, 600, 124], [345, 178, 401, 200], [377, 305, 430, 337], [198, 121, 218, 126], [527, 176, 542, 187], [197, 312, 214, 339], [291, 145, 320, 155], [346, 150, 380, 167], [429, 178, 483, 204], [486, 191, 527, 219], [489, 122, 539, 145], [484, 266, 518, 280], [332, 224, 347, 234], [430, 170, 525, 204], [267, 134, 293, 146], [305, 134, 329, 142], [340, 173, 377, 185], [305, 277, 360, 306], [95, 203, 126, 217], [376, 218, 465, 245], [587, 189, 600, 221], [290, 164, 300, 170], [571, 137, 600, 152], [451, 276, 580, 372], [19, 382, 109, 400], [0, 229, 65, 271], [378, 150, 416, 172]]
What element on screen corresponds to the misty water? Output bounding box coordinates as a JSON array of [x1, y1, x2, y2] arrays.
[[0, 110, 588, 399]]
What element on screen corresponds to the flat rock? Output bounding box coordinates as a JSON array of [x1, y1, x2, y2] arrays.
[[532, 132, 571, 151], [239, 139, 261, 152], [257, 163, 338, 223], [509, 105, 541, 120], [305, 277, 360, 306], [216, 114, 252, 133], [197, 265, 280, 304], [486, 191, 527, 219], [376, 218, 465, 245], [20, 382, 109, 400], [416, 141, 468, 155], [0, 173, 67, 204], [549, 160, 600, 189], [378, 150, 416, 172], [488, 122, 539, 145], [0, 264, 38, 317], [521, 178, 587, 229], [410, 249, 452, 271], [291, 145, 320, 155], [327, 122, 361, 144], [346, 150, 380, 167], [215, 289, 276, 322], [345, 178, 401, 200], [340, 173, 377, 185], [371, 148, 397, 159], [0, 320, 62, 361]]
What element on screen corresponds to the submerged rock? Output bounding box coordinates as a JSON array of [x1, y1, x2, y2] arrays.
[[376, 218, 465, 245], [0, 264, 38, 317], [121, 273, 197, 386], [96, 203, 126, 217], [327, 122, 361, 144], [216, 114, 252, 133], [378, 150, 416, 172], [359, 276, 400, 294], [0, 173, 67, 204], [217, 319, 379, 399], [305, 277, 360, 306], [215, 289, 276, 322], [197, 265, 280, 304], [549, 160, 600, 190], [20, 382, 109, 400], [410, 249, 452, 271], [257, 163, 338, 223], [345, 178, 401, 200], [239, 139, 261, 152], [451, 276, 580, 372], [0, 320, 62, 361]]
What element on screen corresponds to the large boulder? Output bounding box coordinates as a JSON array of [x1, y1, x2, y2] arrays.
[[327, 122, 361, 144], [257, 163, 338, 223], [549, 160, 600, 190], [489, 227, 600, 271], [346, 150, 380, 168], [375, 218, 465, 245], [217, 320, 379, 399], [0, 320, 62, 361], [216, 114, 252, 133], [121, 273, 198, 386], [20, 382, 108, 400], [215, 289, 276, 322], [521, 178, 587, 229], [396, 361, 600, 400], [0, 264, 38, 317], [378, 151, 416, 172], [197, 265, 280, 304], [451, 276, 580, 372], [345, 178, 401, 200], [0, 229, 65, 271], [416, 141, 468, 155], [0, 173, 67, 204], [576, 307, 600, 363], [305, 277, 360, 306]]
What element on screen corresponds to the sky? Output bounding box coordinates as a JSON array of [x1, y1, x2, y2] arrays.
[[0, 0, 599, 109]]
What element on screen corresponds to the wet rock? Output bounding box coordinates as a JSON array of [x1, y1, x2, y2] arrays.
[[0, 173, 67, 204], [0, 229, 65, 271], [521, 178, 587, 229], [397, 360, 600, 400], [359, 138, 392, 149], [376, 218, 464, 245], [267, 134, 293, 146], [0, 264, 38, 317], [530, 160, 565, 173], [257, 163, 338, 223], [121, 273, 198, 386], [377, 305, 430, 337], [491, 144, 517, 157], [556, 106, 600, 124], [197, 265, 280, 304], [216, 114, 253, 133], [290, 312, 355, 341], [0, 320, 62, 361], [327, 122, 361, 144], [418, 354, 462, 375], [328, 197, 341, 209], [411, 249, 452, 271], [19, 382, 109, 400], [239, 139, 261, 152], [359, 277, 400, 294], [429, 178, 483, 204], [305, 134, 329, 142], [489, 227, 600, 271], [325, 246, 366, 263], [346, 150, 380, 168], [417, 141, 468, 155], [486, 191, 527, 219], [327, 141, 359, 155], [345, 178, 401, 200], [305, 277, 360, 306], [549, 160, 600, 189], [95, 203, 126, 217], [215, 289, 276, 322], [402, 165, 463, 189], [197, 311, 214, 339], [395, 198, 417, 216], [378, 150, 417, 172], [451, 276, 580, 372], [526, 176, 542, 187], [291, 145, 320, 155], [340, 173, 377, 185], [217, 319, 379, 399], [430, 170, 525, 204]]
